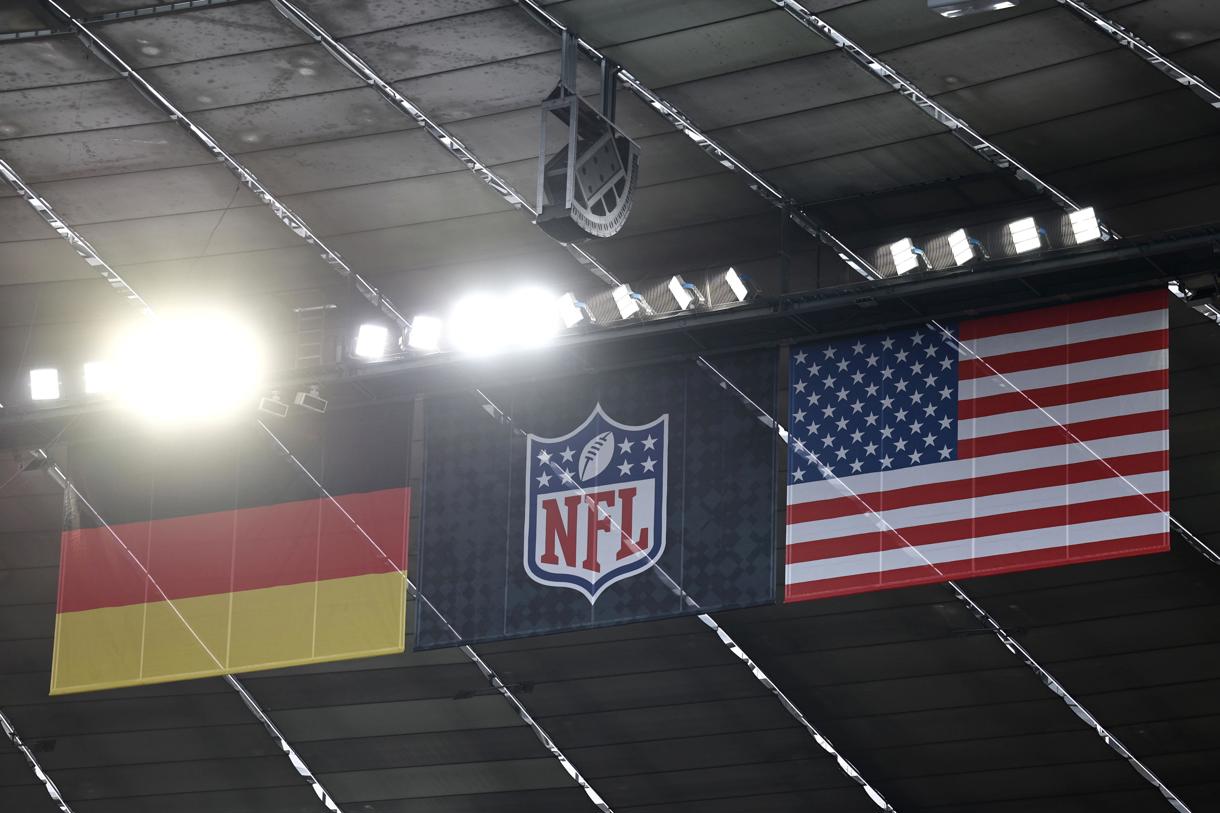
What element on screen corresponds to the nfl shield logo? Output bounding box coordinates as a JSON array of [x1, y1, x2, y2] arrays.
[[524, 405, 668, 602]]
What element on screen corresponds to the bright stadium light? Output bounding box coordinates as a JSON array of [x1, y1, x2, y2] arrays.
[[668, 275, 705, 310], [612, 284, 653, 319], [448, 292, 500, 356], [113, 309, 264, 423], [83, 361, 111, 394], [353, 323, 390, 359], [29, 368, 60, 401], [889, 238, 925, 274], [405, 314, 443, 352], [947, 229, 989, 266], [929, 0, 1018, 16], [504, 287, 560, 349], [1069, 206, 1101, 244], [557, 292, 593, 328], [1007, 216, 1043, 254], [725, 267, 756, 302]]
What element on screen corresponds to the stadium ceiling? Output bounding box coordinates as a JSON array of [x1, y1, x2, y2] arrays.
[[1, 1, 1219, 811]]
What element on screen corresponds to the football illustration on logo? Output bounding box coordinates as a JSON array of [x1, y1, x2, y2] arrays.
[[579, 431, 615, 481]]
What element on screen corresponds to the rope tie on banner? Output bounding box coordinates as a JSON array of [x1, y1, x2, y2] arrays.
[[473, 390, 898, 811], [696, 351, 1193, 813]]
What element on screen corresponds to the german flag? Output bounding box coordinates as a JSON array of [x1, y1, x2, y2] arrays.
[[50, 405, 410, 695]]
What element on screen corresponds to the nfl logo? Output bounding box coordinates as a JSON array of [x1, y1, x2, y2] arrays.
[[524, 405, 668, 602]]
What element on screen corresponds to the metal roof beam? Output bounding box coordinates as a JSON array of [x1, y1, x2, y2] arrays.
[[512, 0, 881, 281], [1, 708, 75, 812], [38, 0, 410, 331], [268, 0, 620, 287], [1055, 0, 1220, 109]]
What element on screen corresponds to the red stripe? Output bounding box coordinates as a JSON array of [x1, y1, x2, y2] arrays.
[[787, 491, 1166, 565], [784, 533, 1169, 602], [787, 450, 1166, 525], [958, 410, 1167, 458], [959, 329, 1167, 380], [958, 370, 1167, 420], [958, 289, 1165, 342], [58, 488, 409, 613]]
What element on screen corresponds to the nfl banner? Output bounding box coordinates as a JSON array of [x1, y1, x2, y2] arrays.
[[784, 289, 1170, 601], [415, 350, 776, 649], [50, 404, 410, 694]]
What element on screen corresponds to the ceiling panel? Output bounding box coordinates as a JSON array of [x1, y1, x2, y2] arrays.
[[292, 0, 513, 39], [818, 0, 1059, 54]]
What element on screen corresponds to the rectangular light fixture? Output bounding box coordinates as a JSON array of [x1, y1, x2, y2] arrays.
[[83, 360, 111, 394], [725, 267, 754, 302], [1068, 206, 1101, 244], [406, 315, 443, 352], [1007, 217, 1042, 254], [889, 238, 921, 275], [947, 229, 975, 266], [30, 368, 60, 401], [928, 0, 1018, 16], [668, 275, 704, 310], [612, 284, 653, 319], [353, 323, 389, 359], [557, 292, 590, 328]]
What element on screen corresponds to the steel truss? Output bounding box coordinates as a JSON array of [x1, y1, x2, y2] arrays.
[[1, 708, 74, 812], [39, 0, 409, 331], [511, 0, 880, 280], [769, 0, 1220, 327], [1055, 0, 1220, 110], [266, 0, 623, 286]]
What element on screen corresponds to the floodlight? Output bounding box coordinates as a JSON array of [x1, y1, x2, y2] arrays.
[[1068, 206, 1101, 244], [29, 368, 59, 401], [448, 292, 500, 356], [558, 292, 593, 328], [258, 392, 290, 418], [928, 0, 1018, 17], [668, 275, 705, 310], [504, 287, 560, 349], [947, 229, 989, 266], [293, 385, 327, 414], [405, 315, 443, 352], [725, 267, 756, 302], [112, 309, 264, 423], [889, 238, 927, 274], [612, 284, 654, 319], [1007, 217, 1043, 254], [83, 361, 111, 394], [353, 323, 389, 359]]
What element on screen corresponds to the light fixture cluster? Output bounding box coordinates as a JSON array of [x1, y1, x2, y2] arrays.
[[882, 206, 1102, 277], [25, 310, 266, 427], [350, 268, 756, 361]]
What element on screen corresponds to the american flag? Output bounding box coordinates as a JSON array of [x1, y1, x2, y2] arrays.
[[785, 289, 1169, 602]]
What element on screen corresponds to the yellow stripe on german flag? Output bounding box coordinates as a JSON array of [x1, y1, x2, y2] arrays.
[[51, 487, 409, 695]]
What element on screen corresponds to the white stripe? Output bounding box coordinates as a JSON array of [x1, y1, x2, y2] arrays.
[[960, 389, 1167, 439], [787, 429, 1168, 505], [788, 471, 1168, 545], [962, 350, 1166, 401], [785, 512, 1169, 585], [961, 308, 1166, 359]]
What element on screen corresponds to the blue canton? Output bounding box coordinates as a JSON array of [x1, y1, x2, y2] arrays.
[[788, 325, 959, 484]]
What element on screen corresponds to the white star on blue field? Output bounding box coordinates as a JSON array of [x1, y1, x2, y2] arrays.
[[788, 326, 959, 484]]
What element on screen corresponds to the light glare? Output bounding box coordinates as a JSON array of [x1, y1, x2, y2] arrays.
[[406, 315, 443, 352], [30, 368, 60, 401], [557, 293, 587, 328], [354, 323, 389, 359], [84, 361, 111, 394], [505, 287, 560, 349], [113, 310, 264, 423]]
